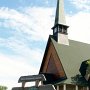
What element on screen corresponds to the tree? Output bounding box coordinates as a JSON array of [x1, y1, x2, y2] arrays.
[[0, 86, 7, 90], [79, 59, 90, 81], [85, 60, 90, 81]]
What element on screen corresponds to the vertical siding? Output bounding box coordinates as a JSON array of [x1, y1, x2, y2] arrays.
[[40, 41, 66, 79]]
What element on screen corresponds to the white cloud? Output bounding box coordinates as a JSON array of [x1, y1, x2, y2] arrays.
[[0, 6, 54, 90], [69, 0, 90, 11], [0, 7, 54, 41], [0, 54, 37, 76], [44, 0, 49, 4], [0, 53, 38, 90], [67, 12, 90, 44], [0, 6, 54, 72], [0, 37, 43, 66]]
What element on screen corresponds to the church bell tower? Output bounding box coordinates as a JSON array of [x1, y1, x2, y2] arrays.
[[52, 0, 69, 45]]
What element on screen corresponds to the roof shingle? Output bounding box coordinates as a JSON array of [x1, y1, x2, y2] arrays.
[[51, 36, 90, 86]]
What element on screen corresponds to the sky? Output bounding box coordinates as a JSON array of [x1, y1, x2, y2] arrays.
[[0, 0, 90, 90]]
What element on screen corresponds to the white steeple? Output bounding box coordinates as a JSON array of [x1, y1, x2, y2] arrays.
[[52, 0, 69, 45]]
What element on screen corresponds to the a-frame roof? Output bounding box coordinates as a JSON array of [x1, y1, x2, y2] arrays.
[[39, 36, 90, 86], [51, 37, 89, 78], [39, 35, 66, 84]]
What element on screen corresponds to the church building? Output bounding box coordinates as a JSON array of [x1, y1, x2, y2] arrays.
[[12, 0, 90, 90], [39, 0, 90, 89]]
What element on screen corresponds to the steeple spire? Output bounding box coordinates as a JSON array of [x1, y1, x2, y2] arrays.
[[55, 0, 66, 26], [52, 0, 69, 45]]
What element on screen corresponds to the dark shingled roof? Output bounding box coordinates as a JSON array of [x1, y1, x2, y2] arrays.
[[50, 36, 90, 86]]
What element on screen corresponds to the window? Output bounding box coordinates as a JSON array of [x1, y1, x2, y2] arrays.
[[54, 28, 57, 34], [62, 27, 67, 34]]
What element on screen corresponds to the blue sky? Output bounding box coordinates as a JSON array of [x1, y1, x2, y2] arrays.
[[0, 0, 90, 90]]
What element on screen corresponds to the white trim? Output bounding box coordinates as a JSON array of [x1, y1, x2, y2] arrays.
[[63, 84, 66, 90], [41, 81, 43, 85], [57, 85, 59, 90], [87, 87, 89, 90], [76, 85, 78, 90], [52, 85, 56, 90]]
